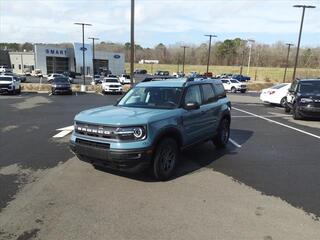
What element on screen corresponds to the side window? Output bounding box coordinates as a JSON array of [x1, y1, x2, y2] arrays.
[[184, 85, 202, 105], [214, 83, 226, 98], [221, 80, 227, 84], [201, 84, 216, 104]]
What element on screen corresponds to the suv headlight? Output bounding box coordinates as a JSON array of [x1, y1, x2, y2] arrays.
[[300, 98, 313, 103], [115, 126, 146, 140]]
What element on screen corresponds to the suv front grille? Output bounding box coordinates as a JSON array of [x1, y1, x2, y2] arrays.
[[109, 85, 120, 88], [0, 84, 11, 88], [75, 122, 117, 139]]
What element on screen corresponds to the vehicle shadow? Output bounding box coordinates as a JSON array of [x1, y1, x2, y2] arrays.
[[93, 129, 253, 182]]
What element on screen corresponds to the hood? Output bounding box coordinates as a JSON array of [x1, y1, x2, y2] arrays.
[[75, 105, 178, 126]]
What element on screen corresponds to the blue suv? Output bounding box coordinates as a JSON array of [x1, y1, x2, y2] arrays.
[[70, 78, 231, 180]]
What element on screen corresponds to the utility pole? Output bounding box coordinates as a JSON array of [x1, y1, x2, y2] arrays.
[[283, 43, 294, 83], [240, 40, 247, 75], [130, 0, 135, 87], [204, 34, 217, 77], [74, 22, 92, 86], [181, 46, 188, 75], [292, 5, 316, 81], [88, 37, 99, 75], [246, 39, 255, 75]]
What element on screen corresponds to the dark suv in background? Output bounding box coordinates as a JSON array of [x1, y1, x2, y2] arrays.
[[285, 79, 320, 119]]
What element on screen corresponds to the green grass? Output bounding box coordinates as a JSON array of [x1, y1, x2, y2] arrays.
[[125, 63, 320, 83]]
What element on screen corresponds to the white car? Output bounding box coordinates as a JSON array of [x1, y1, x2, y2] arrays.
[[47, 73, 64, 82], [0, 75, 21, 94], [260, 83, 291, 106], [221, 78, 247, 93], [119, 74, 131, 84], [102, 77, 123, 94]]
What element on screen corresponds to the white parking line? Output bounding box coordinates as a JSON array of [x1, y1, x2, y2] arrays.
[[232, 114, 292, 118], [233, 107, 320, 140], [229, 138, 242, 148]]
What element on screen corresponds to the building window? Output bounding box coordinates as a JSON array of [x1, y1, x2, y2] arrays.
[[32, 66, 34, 70], [12, 64, 15, 69], [19, 64, 21, 70]]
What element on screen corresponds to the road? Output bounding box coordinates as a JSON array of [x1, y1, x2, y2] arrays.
[[0, 92, 320, 239]]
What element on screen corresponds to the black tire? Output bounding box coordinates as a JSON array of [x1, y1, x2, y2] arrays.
[[240, 89, 246, 93], [231, 87, 236, 93], [280, 97, 287, 107], [293, 103, 302, 120], [213, 118, 230, 148], [17, 86, 21, 94], [284, 104, 291, 113], [153, 138, 178, 181]]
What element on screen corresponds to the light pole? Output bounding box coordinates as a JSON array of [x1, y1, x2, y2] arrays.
[[89, 37, 99, 75], [246, 39, 255, 75], [239, 40, 247, 75], [74, 22, 92, 86], [283, 43, 294, 83], [181, 46, 189, 75], [204, 34, 217, 77], [292, 5, 316, 81], [130, 0, 135, 87]]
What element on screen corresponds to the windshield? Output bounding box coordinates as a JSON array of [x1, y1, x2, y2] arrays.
[[231, 79, 239, 83], [0, 76, 12, 81], [53, 78, 69, 83], [118, 87, 183, 109], [270, 83, 288, 89], [299, 81, 320, 94], [123, 75, 130, 79], [94, 75, 100, 78], [104, 78, 118, 83]]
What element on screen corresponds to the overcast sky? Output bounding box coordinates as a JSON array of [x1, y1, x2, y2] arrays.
[[0, 0, 319, 47]]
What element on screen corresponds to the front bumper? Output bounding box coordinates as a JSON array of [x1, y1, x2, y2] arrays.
[[299, 105, 320, 118], [52, 87, 72, 94], [69, 138, 152, 172], [103, 88, 123, 93]]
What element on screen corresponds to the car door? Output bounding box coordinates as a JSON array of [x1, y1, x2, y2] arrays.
[[200, 84, 220, 136], [181, 85, 205, 145], [221, 79, 230, 91]]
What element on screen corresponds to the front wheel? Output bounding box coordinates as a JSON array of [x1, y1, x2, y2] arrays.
[[231, 87, 236, 93], [240, 89, 246, 93], [213, 118, 230, 148], [153, 138, 178, 181], [293, 104, 302, 120]]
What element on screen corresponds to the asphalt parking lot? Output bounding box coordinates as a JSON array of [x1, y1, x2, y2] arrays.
[[0, 92, 320, 239]]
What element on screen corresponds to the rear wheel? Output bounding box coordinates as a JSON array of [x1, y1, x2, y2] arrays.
[[153, 138, 178, 181], [231, 87, 236, 93], [213, 118, 230, 148], [280, 97, 287, 107]]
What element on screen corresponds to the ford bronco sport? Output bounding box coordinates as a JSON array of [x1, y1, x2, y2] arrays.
[[70, 78, 231, 180]]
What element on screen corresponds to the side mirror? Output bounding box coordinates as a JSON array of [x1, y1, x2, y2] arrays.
[[184, 102, 200, 110]]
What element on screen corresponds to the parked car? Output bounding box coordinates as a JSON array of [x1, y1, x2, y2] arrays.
[[154, 70, 170, 76], [70, 78, 231, 180], [232, 74, 250, 82], [260, 83, 291, 106], [63, 71, 77, 79], [221, 78, 247, 93], [218, 73, 233, 78], [134, 69, 148, 74], [91, 75, 102, 85], [47, 73, 64, 82], [51, 77, 72, 95], [0, 75, 21, 94], [119, 74, 131, 84], [32, 69, 43, 77], [202, 72, 213, 78], [284, 79, 320, 120], [101, 77, 123, 94], [0, 65, 12, 73]]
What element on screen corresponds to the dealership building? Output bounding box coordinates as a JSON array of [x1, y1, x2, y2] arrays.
[[7, 43, 124, 76]]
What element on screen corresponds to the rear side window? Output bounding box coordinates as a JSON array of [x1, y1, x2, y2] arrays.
[[201, 84, 216, 104], [184, 85, 202, 105], [213, 83, 226, 99]]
